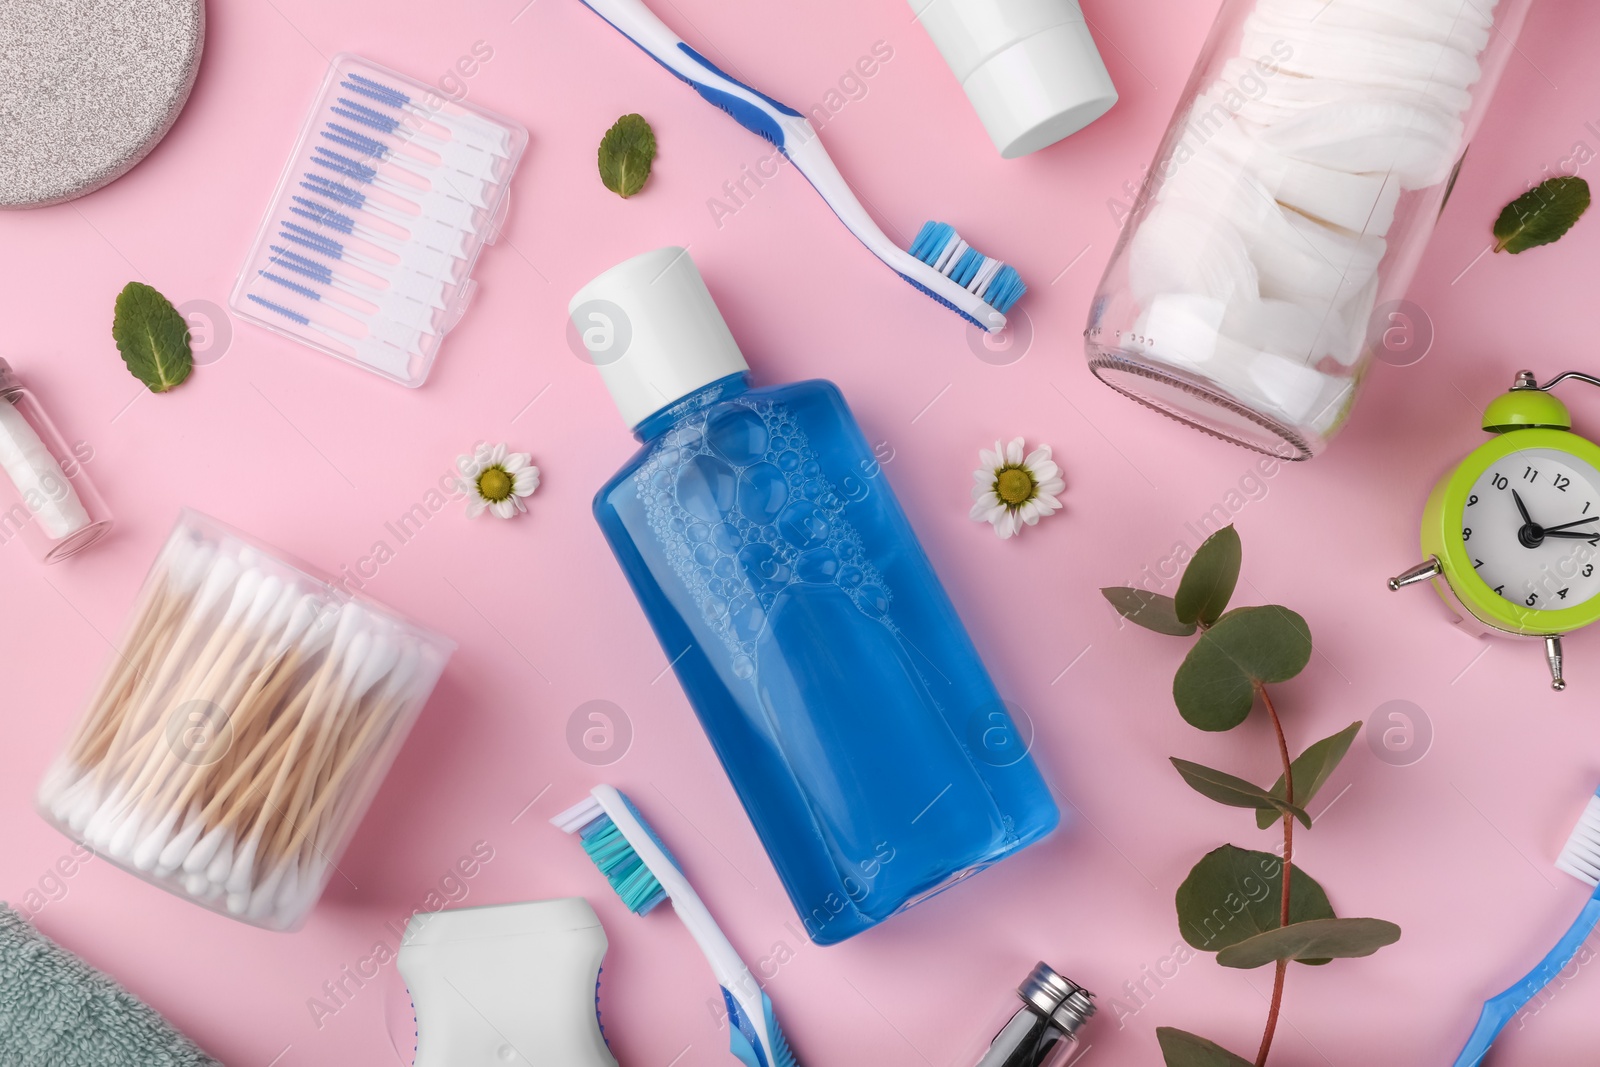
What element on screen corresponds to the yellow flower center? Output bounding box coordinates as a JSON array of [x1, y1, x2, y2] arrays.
[[996, 467, 1035, 507], [478, 466, 514, 503]]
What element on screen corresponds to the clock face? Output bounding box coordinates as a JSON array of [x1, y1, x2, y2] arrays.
[[1462, 448, 1600, 612]]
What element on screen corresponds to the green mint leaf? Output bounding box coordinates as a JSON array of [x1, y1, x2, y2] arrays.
[[112, 281, 192, 393], [1171, 758, 1311, 828], [1257, 721, 1362, 829], [1175, 845, 1334, 958], [1214, 917, 1401, 969], [1157, 1028, 1256, 1067], [1175, 525, 1241, 626], [598, 113, 657, 198], [1101, 588, 1197, 636], [1493, 176, 1590, 254]]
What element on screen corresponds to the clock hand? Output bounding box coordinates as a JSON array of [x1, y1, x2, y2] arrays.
[[1544, 516, 1600, 533], [1542, 531, 1600, 542], [1513, 490, 1536, 527]]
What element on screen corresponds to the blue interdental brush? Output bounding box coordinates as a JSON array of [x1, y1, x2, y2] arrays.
[[323, 121, 495, 185], [266, 245, 448, 312], [277, 223, 462, 285], [288, 197, 469, 260], [331, 97, 508, 162], [244, 294, 423, 377], [339, 74, 512, 154], [311, 144, 488, 214], [257, 267, 438, 333], [575, 0, 1025, 331], [301, 171, 476, 231]]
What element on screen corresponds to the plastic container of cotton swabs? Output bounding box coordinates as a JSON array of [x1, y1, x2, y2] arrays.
[[35, 509, 454, 930], [230, 54, 528, 387]]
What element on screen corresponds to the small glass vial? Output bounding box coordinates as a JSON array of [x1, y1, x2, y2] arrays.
[[0, 359, 112, 562], [968, 963, 1095, 1067]]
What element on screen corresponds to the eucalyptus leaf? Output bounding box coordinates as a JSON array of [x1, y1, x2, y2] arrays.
[[111, 281, 192, 393], [1102, 588, 1197, 636], [1171, 758, 1311, 828], [1173, 606, 1312, 731], [1157, 1028, 1256, 1067], [1172, 637, 1255, 731], [1494, 176, 1590, 254], [1175, 526, 1241, 626], [1214, 917, 1401, 969], [1257, 721, 1362, 829], [1175, 845, 1334, 958], [1208, 606, 1313, 683], [598, 113, 657, 198]]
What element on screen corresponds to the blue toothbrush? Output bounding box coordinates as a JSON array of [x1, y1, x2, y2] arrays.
[[1452, 785, 1600, 1066], [554, 785, 800, 1067], [575, 0, 1024, 332]]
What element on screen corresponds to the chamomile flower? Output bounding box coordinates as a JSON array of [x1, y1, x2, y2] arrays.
[[460, 443, 540, 519], [970, 437, 1064, 539]]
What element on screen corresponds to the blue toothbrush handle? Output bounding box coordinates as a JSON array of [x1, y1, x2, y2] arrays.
[[579, 0, 806, 149], [721, 986, 798, 1067], [1451, 887, 1600, 1067]]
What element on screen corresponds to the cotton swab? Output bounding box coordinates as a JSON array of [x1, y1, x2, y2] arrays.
[[37, 523, 449, 931]]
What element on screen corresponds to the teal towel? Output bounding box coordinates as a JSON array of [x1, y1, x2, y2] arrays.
[[0, 905, 221, 1067]]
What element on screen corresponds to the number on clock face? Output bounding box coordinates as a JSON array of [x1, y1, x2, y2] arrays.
[[1463, 448, 1600, 609]]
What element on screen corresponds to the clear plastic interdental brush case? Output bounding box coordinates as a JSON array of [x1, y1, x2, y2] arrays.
[[231, 53, 528, 387]]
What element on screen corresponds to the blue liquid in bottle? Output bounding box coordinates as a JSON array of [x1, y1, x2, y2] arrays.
[[576, 249, 1058, 944]]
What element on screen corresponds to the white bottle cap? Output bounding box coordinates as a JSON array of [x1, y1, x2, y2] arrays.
[[569, 247, 749, 429], [914, 0, 1118, 158]]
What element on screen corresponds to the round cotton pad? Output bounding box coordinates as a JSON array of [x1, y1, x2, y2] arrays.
[[0, 0, 204, 208]]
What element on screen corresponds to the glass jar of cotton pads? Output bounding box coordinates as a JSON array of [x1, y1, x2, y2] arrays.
[[1085, 0, 1535, 458], [36, 510, 455, 931], [0, 360, 112, 562]]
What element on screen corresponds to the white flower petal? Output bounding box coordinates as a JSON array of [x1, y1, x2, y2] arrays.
[[502, 453, 530, 473], [995, 511, 1019, 538], [1004, 437, 1024, 465], [513, 467, 540, 494], [1024, 446, 1053, 469], [1037, 476, 1066, 496], [489, 499, 517, 519], [1034, 493, 1062, 512], [466, 496, 489, 518], [1031, 460, 1060, 482], [1019, 500, 1042, 524], [488, 443, 506, 465], [979, 448, 1001, 472]]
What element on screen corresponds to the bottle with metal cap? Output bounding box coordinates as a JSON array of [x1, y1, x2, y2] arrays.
[[573, 246, 1060, 945], [969, 963, 1096, 1067]]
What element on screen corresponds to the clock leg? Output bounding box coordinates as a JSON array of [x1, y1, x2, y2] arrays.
[[1546, 635, 1567, 692], [1388, 558, 1443, 591]]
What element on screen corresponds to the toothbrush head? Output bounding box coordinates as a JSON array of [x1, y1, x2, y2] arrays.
[[1556, 786, 1600, 886], [909, 221, 1027, 319], [552, 786, 677, 916]]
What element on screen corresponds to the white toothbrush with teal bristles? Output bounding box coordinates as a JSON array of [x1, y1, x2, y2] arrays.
[[554, 785, 800, 1067], [1451, 784, 1600, 1066], [576, 0, 1025, 332]]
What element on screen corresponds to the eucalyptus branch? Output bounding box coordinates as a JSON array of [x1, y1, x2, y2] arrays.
[[1105, 526, 1401, 1067]]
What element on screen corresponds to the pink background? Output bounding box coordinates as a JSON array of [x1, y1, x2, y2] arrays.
[[3, 0, 1600, 1063]]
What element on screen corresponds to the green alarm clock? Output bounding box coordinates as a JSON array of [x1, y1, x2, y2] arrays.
[[1390, 371, 1600, 691]]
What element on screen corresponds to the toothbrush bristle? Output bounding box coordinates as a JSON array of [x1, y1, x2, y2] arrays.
[[909, 220, 1026, 314], [1556, 790, 1600, 887], [579, 815, 668, 915]]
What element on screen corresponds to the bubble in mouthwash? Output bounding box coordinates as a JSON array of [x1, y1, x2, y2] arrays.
[[635, 398, 893, 666]]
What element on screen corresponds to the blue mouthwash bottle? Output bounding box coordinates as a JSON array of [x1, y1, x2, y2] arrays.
[[574, 248, 1058, 944]]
